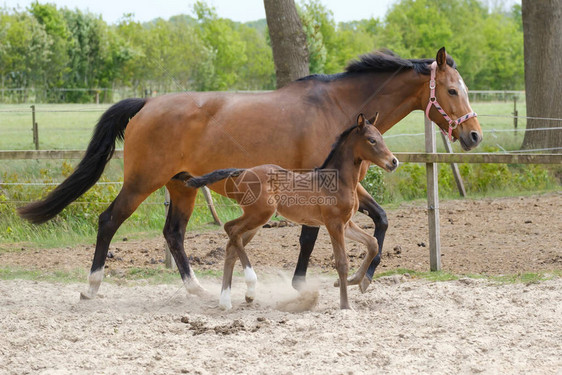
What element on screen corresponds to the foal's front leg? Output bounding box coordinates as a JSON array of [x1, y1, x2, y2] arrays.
[[326, 222, 351, 310], [333, 220, 379, 293], [344, 220, 379, 293]]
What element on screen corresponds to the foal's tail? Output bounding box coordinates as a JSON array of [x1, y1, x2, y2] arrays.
[[184, 169, 245, 189], [18, 98, 147, 224]]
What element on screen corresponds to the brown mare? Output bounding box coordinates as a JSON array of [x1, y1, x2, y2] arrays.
[[18, 47, 482, 299], [183, 114, 397, 309]]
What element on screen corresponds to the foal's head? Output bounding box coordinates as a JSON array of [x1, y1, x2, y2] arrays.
[[353, 113, 398, 172]]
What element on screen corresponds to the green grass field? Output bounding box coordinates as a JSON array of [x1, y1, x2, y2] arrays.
[[0, 101, 526, 152]]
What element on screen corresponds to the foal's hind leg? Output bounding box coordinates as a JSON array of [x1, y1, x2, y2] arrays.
[[80, 186, 150, 299], [240, 228, 259, 303], [164, 180, 206, 296], [220, 210, 273, 309]]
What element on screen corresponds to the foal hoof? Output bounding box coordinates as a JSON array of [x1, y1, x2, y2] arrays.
[[358, 277, 371, 294], [245, 295, 255, 303], [219, 302, 232, 310]]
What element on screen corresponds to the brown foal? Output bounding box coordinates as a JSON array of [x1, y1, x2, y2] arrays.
[[184, 114, 398, 309]]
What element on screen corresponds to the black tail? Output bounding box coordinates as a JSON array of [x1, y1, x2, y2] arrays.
[[185, 168, 244, 189], [18, 98, 147, 224]]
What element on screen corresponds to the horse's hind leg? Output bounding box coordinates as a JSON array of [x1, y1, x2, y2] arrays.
[[80, 186, 150, 300], [292, 225, 321, 291], [164, 180, 205, 296]]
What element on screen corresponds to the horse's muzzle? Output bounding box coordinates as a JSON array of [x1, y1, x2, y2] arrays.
[[385, 157, 399, 172], [459, 130, 483, 151]]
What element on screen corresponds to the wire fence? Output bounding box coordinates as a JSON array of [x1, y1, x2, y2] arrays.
[[1, 90, 560, 207]]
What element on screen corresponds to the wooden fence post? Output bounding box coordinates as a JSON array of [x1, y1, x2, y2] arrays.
[[201, 186, 221, 225], [440, 132, 466, 197], [31, 105, 39, 150], [163, 188, 176, 269], [513, 96, 518, 136], [425, 117, 441, 271]]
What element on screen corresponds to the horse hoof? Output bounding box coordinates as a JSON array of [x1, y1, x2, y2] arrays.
[[219, 302, 232, 310], [79, 292, 92, 300], [188, 285, 210, 298], [358, 277, 371, 294], [292, 276, 306, 291], [245, 295, 254, 303]]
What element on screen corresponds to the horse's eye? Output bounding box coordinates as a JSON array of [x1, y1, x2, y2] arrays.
[[369, 139, 376, 145], [448, 89, 458, 96]]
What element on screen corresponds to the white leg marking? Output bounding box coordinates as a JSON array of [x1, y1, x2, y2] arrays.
[[183, 268, 208, 296], [219, 287, 232, 310], [80, 268, 104, 300], [244, 267, 257, 302]]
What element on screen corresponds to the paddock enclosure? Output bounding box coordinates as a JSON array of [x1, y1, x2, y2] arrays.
[[1, 193, 561, 374]]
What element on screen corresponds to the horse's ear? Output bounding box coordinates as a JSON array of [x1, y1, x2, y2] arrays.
[[368, 112, 379, 126], [436, 47, 447, 69], [357, 113, 366, 129]]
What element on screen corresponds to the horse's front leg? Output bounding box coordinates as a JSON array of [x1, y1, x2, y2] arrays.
[[357, 184, 388, 286]]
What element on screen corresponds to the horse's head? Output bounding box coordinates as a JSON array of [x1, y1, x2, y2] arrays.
[[425, 47, 483, 151], [355, 113, 398, 172]]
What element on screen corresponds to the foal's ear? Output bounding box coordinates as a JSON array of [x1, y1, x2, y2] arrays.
[[356, 113, 367, 129], [436, 47, 447, 69], [368, 112, 379, 126]]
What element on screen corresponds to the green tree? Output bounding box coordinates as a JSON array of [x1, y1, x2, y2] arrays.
[[0, 11, 51, 91], [29, 3, 70, 92], [380, 0, 524, 89], [193, 1, 247, 90], [236, 24, 275, 89]]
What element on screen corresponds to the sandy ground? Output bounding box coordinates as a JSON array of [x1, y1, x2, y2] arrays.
[[1, 193, 562, 374], [1, 276, 561, 374]]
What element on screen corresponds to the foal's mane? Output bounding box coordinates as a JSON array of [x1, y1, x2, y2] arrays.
[[317, 124, 359, 170], [298, 49, 457, 82]]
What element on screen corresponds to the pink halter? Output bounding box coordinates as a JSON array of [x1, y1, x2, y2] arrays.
[[425, 61, 477, 142]]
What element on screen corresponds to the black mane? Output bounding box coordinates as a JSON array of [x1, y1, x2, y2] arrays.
[[317, 124, 358, 169], [297, 49, 456, 82]]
